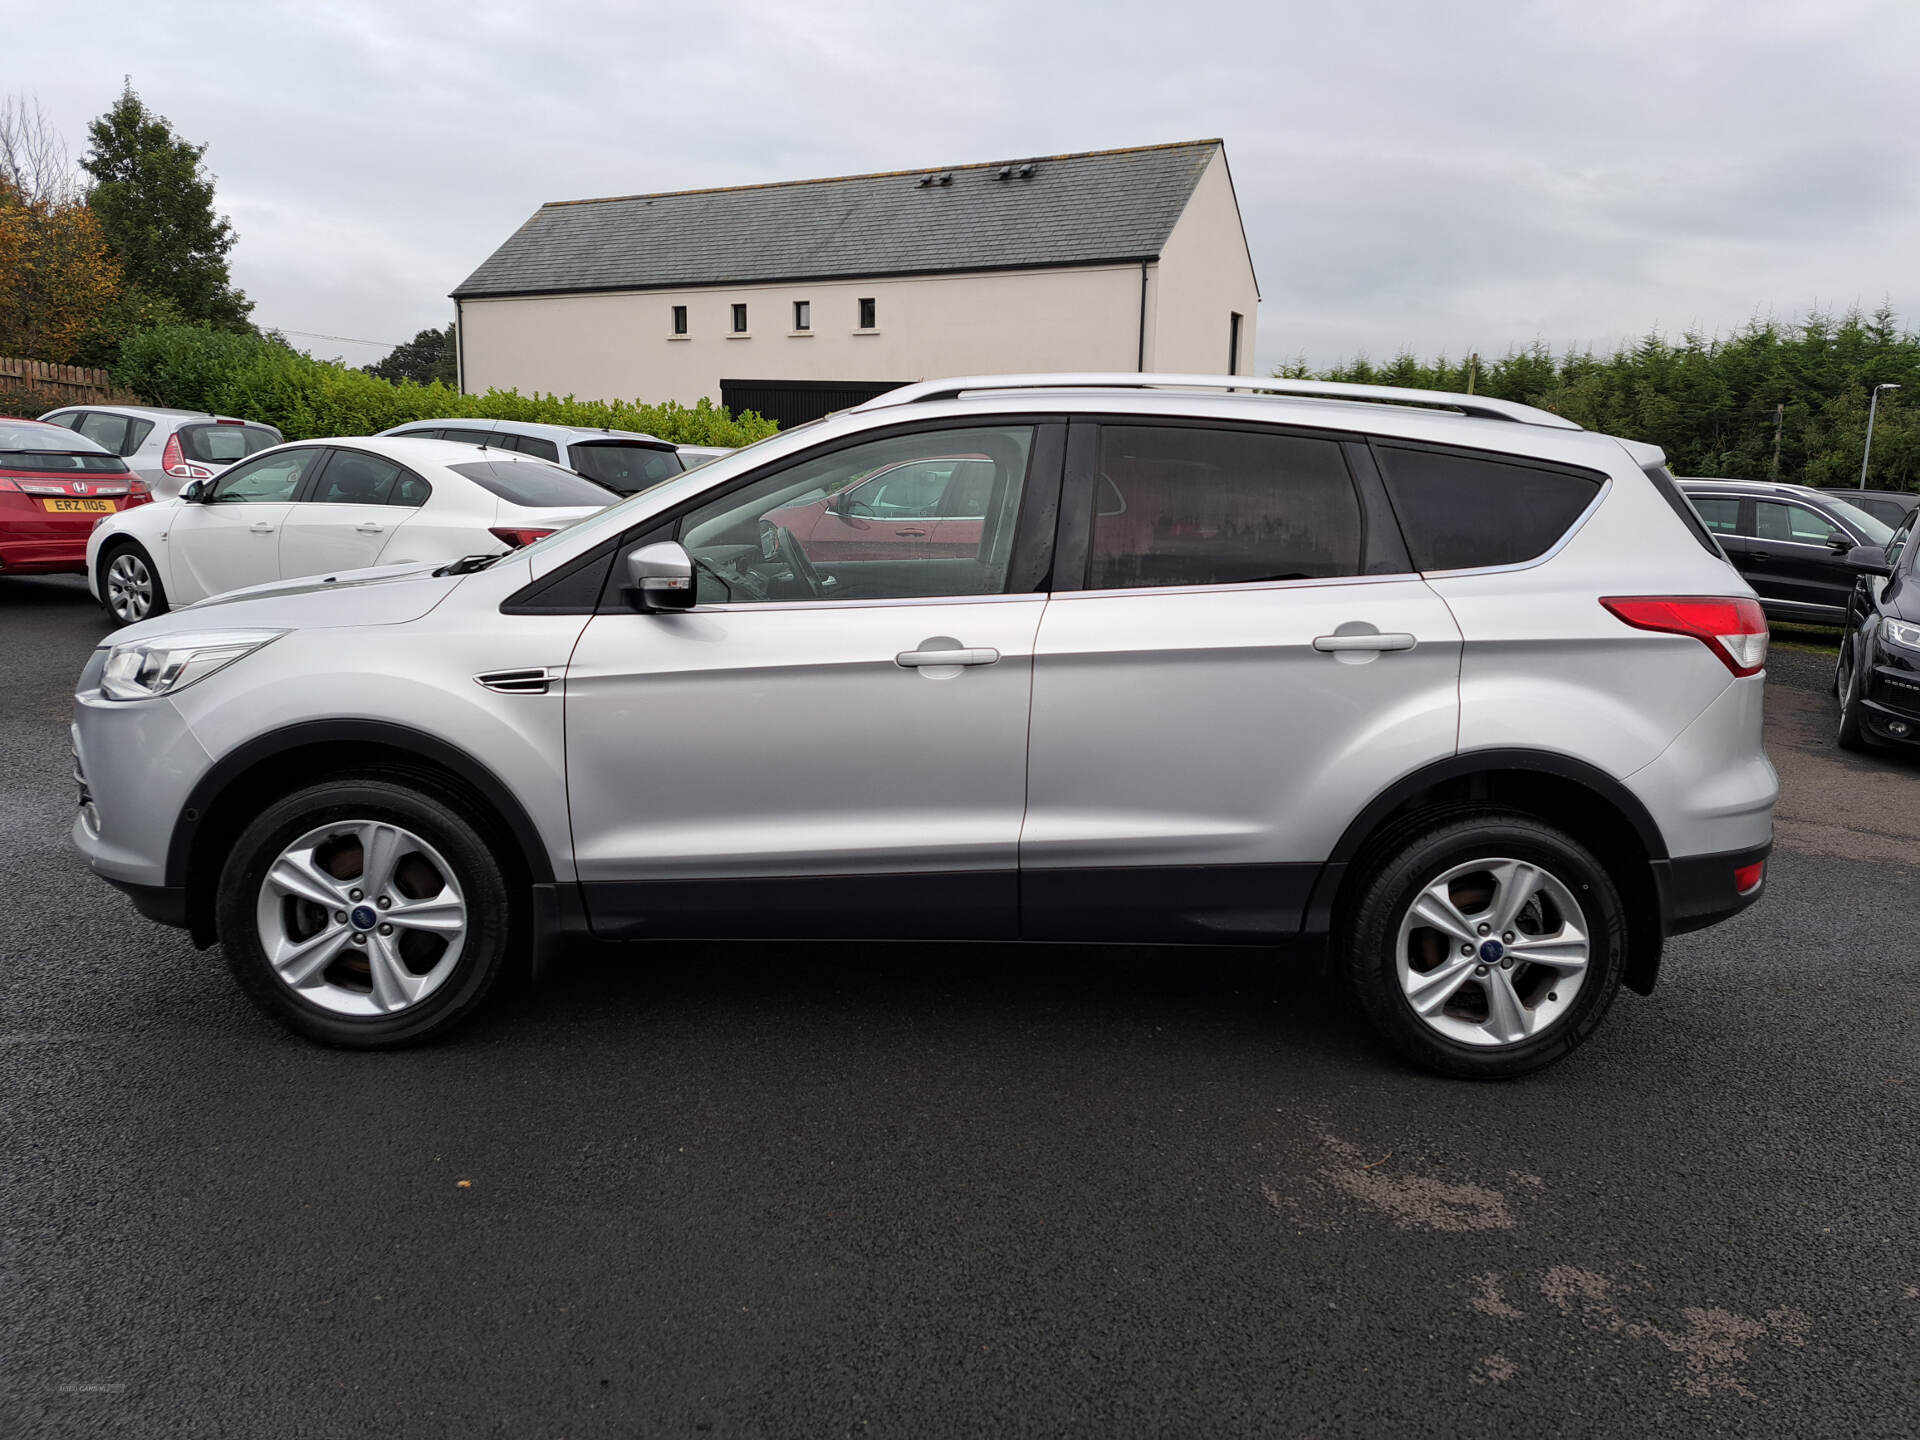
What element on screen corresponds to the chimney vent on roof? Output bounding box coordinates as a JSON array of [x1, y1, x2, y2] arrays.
[[1017, 163, 1036, 180], [997, 165, 1012, 181]]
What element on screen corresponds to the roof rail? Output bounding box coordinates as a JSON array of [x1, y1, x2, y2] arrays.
[[853, 373, 1582, 430]]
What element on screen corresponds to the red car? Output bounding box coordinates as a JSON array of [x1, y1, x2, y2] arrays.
[[0, 418, 152, 577], [766, 455, 995, 562]]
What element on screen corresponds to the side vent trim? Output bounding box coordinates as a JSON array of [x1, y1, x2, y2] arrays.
[[475, 666, 562, 695]]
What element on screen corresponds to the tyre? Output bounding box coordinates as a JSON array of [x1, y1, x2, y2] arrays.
[[1836, 641, 1871, 753], [100, 541, 168, 626], [216, 776, 517, 1047], [1342, 811, 1628, 1079]]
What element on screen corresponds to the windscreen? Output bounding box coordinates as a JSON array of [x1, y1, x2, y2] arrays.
[[449, 458, 619, 508], [179, 423, 281, 464], [1820, 494, 1895, 546], [568, 440, 684, 494]]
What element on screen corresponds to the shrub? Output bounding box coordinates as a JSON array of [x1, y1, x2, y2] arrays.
[[111, 324, 780, 446]]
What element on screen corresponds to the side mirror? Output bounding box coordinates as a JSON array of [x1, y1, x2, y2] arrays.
[[179, 478, 206, 503], [1826, 532, 1853, 555], [1846, 544, 1893, 577], [624, 540, 697, 612]]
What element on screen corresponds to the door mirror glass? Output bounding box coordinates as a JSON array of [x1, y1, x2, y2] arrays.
[[178, 478, 206, 503], [624, 540, 697, 611], [1845, 544, 1893, 576]]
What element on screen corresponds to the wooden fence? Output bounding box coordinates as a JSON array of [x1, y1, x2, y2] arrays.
[[0, 356, 115, 402]]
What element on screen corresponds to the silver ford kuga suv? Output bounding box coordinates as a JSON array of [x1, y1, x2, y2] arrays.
[[71, 375, 1777, 1078]]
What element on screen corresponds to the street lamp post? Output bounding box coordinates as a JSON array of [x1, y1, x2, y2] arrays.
[[1859, 382, 1901, 488]]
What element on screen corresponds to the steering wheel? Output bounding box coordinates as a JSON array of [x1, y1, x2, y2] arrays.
[[760, 519, 825, 600]]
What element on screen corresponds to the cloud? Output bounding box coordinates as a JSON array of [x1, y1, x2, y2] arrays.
[[15, 0, 1920, 370]]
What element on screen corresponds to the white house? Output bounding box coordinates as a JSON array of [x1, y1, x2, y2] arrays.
[[451, 140, 1258, 426]]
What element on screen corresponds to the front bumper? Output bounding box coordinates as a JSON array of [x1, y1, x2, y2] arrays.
[[70, 688, 213, 892]]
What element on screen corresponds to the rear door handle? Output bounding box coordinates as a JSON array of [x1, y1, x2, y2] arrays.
[[896, 646, 1000, 668], [250, 522, 275, 534], [356, 522, 385, 533], [895, 528, 928, 538], [1313, 632, 1416, 653]]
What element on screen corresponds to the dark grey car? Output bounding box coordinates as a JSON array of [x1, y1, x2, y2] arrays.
[[1679, 478, 1895, 624]]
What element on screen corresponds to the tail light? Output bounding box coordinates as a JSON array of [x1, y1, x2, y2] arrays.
[[488, 527, 555, 549], [123, 477, 153, 509], [161, 432, 213, 481], [1600, 596, 1769, 677], [0, 476, 17, 492]]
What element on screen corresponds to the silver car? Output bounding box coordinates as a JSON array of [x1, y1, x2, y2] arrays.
[[37, 404, 283, 500], [70, 373, 1777, 1077]]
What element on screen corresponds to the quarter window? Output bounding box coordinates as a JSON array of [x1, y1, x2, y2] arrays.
[[1087, 425, 1363, 589], [1375, 445, 1602, 572], [676, 425, 1035, 604], [506, 434, 561, 462], [732, 303, 748, 334]]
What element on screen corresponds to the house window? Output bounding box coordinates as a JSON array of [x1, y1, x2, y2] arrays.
[[732, 303, 748, 334], [858, 297, 877, 330], [1228, 312, 1243, 375], [671, 305, 688, 335], [793, 301, 810, 332]]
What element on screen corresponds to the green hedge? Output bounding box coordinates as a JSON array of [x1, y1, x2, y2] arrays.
[[110, 325, 780, 447]]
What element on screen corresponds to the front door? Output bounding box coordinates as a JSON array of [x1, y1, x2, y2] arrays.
[[564, 421, 1061, 940], [165, 446, 328, 601], [1020, 420, 1462, 941], [1749, 498, 1855, 616]]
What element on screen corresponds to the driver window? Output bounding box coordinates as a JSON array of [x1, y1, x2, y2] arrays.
[[207, 447, 325, 504], [676, 426, 1035, 604]]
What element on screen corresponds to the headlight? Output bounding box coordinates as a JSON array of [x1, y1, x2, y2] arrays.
[[1883, 617, 1920, 652], [100, 629, 285, 701]]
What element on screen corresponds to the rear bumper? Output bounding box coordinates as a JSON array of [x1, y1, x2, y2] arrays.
[[0, 535, 91, 574], [1653, 841, 1771, 936]]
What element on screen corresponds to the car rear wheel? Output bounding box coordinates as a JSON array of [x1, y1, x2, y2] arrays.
[[100, 541, 168, 625], [216, 777, 517, 1047], [1342, 811, 1628, 1079]]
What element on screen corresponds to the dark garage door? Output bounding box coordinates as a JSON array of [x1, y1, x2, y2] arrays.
[[721, 378, 910, 429]]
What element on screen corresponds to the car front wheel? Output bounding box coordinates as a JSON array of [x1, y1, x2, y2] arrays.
[[216, 777, 517, 1047], [1342, 811, 1628, 1079], [100, 541, 168, 625]]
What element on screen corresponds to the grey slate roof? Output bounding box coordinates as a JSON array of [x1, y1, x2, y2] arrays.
[[453, 140, 1223, 299]]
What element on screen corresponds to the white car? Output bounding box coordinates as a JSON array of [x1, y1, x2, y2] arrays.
[[86, 436, 616, 624]]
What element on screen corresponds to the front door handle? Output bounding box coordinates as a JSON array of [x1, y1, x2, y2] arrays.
[[896, 646, 1000, 668], [356, 522, 385, 533], [1313, 632, 1417, 653], [895, 528, 928, 538], [250, 522, 275, 534]]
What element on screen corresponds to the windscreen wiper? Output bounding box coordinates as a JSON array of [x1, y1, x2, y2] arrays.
[[432, 552, 506, 577]]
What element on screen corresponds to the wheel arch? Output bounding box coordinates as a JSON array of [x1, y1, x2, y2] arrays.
[[169, 720, 556, 948], [1307, 748, 1668, 995]]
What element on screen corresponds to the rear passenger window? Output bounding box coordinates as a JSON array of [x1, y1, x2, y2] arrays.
[[508, 434, 560, 462], [1689, 496, 1741, 534], [1376, 445, 1602, 572], [74, 412, 130, 453], [1089, 425, 1363, 589], [312, 451, 405, 505]]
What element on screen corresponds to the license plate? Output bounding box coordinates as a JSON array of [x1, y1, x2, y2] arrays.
[[40, 498, 115, 514]]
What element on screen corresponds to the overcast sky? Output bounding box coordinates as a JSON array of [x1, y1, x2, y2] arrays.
[[16, 0, 1920, 375]]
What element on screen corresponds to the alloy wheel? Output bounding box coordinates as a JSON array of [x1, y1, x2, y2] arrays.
[[1394, 857, 1591, 1047], [253, 820, 468, 1017], [106, 551, 153, 623]]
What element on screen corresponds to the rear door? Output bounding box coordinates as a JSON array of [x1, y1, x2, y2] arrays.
[[278, 449, 426, 577], [1019, 420, 1461, 942]]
